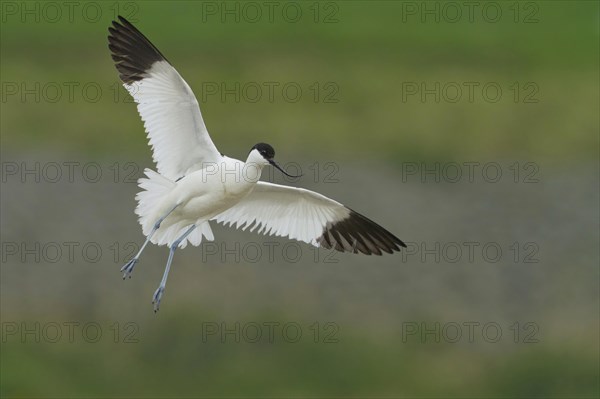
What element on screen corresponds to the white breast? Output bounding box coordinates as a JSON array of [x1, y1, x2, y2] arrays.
[[170, 157, 262, 224]]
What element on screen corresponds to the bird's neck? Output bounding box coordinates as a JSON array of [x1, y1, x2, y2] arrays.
[[240, 161, 265, 184]]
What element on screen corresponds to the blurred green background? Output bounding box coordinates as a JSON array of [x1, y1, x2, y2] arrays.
[[1, 1, 598, 397]]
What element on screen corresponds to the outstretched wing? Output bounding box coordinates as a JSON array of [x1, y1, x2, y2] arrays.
[[108, 16, 221, 180], [212, 182, 406, 255]]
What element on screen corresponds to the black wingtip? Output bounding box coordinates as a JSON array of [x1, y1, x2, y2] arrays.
[[107, 15, 169, 84], [317, 209, 406, 255]]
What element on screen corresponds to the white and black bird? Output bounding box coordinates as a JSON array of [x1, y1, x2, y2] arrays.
[[108, 16, 406, 311]]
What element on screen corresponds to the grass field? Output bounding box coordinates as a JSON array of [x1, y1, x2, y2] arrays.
[[2, 2, 598, 161]]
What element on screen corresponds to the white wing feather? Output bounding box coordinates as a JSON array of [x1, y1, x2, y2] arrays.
[[213, 182, 405, 255], [213, 181, 349, 246], [124, 62, 221, 180], [109, 17, 221, 180]]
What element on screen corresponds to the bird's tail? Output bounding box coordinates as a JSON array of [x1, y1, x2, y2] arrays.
[[135, 168, 213, 248]]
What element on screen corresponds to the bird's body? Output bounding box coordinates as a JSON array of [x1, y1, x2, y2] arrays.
[[139, 155, 264, 247], [108, 16, 406, 311]]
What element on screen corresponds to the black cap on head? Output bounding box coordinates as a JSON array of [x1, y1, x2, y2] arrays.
[[250, 142, 301, 178], [252, 143, 275, 160]]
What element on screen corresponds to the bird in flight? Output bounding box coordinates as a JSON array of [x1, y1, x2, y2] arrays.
[[108, 16, 406, 311]]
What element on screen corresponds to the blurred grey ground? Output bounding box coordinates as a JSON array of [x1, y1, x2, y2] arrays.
[[2, 151, 597, 329]]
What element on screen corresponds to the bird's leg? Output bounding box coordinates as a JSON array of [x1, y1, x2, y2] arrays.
[[152, 224, 197, 312], [121, 203, 180, 279]]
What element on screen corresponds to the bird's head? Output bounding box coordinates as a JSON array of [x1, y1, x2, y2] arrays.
[[247, 143, 301, 178]]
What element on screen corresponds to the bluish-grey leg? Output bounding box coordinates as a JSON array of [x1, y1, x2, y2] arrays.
[[121, 203, 180, 279], [152, 224, 197, 312]]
